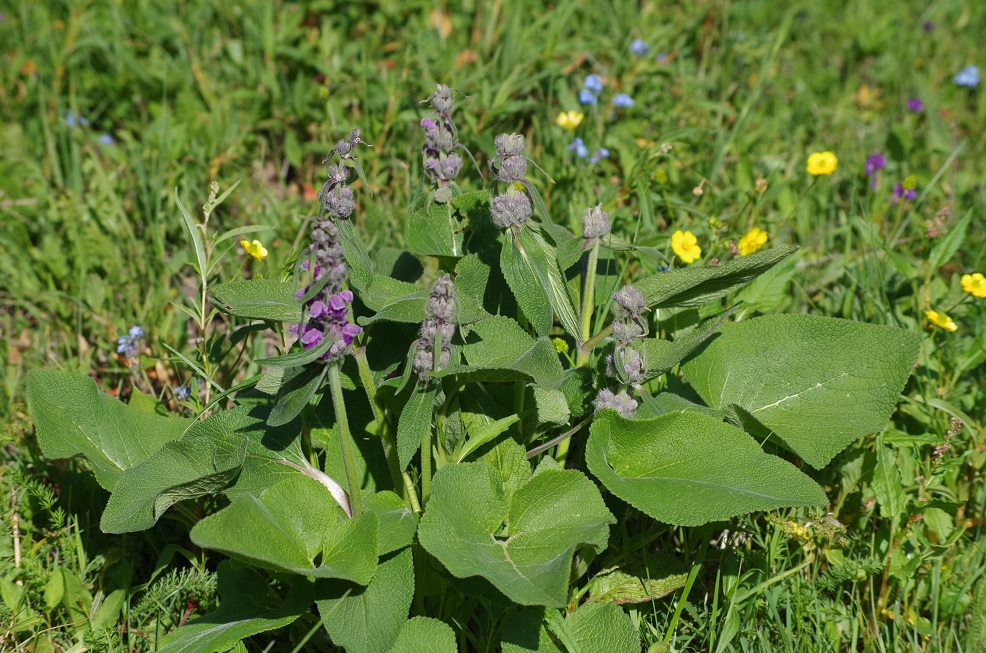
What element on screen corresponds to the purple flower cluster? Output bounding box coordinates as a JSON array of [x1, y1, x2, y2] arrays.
[[891, 182, 917, 203], [292, 134, 369, 362], [593, 389, 638, 419], [420, 85, 466, 202], [411, 275, 457, 379], [907, 97, 924, 113], [865, 153, 885, 189]]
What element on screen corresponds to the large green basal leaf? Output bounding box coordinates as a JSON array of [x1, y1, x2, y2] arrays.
[[387, 617, 457, 653], [682, 314, 920, 468], [318, 547, 415, 653], [418, 462, 614, 607], [634, 245, 797, 309], [26, 370, 188, 490], [502, 603, 639, 653], [211, 279, 302, 322], [190, 475, 378, 583], [586, 411, 827, 526], [101, 408, 257, 533], [157, 561, 313, 653]]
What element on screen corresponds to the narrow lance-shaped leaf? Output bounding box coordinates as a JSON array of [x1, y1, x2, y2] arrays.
[[586, 411, 827, 526], [396, 381, 437, 471], [516, 224, 581, 338], [500, 230, 553, 336]]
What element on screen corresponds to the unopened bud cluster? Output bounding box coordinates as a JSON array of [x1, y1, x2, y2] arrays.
[[420, 85, 465, 202], [593, 388, 638, 419], [608, 284, 648, 386], [581, 205, 611, 239], [489, 133, 534, 229], [412, 275, 457, 379]]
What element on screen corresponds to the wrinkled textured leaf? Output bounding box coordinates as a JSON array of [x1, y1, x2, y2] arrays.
[[396, 382, 437, 471], [211, 279, 302, 322], [191, 475, 378, 582], [500, 231, 553, 336], [267, 366, 326, 427], [101, 408, 256, 532], [318, 548, 414, 653], [635, 245, 797, 309], [683, 314, 920, 468], [418, 461, 614, 607], [387, 617, 457, 653], [563, 602, 639, 653], [641, 309, 733, 380], [586, 564, 687, 604], [408, 202, 462, 257], [364, 492, 417, 556], [502, 608, 562, 653], [157, 561, 312, 653], [338, 219, 373, 292], [517, 225, 581, 337], [359, 279, 488, 327], [460, 316, 565, 387], [27, 370, 188, 490], [586, 411, 827, 526], [872, 438, 908, 519]]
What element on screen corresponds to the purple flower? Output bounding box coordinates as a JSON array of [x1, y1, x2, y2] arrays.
[[892, 182, 917, 203], [865, 153, 885, 177], [630, 39, 650, 56], [174, 385, 190, 401], [583, 74, 604, 94], [907, 97, 924, 113], [612, 93, 634, 108], [567, 138, 589, 159], [922, 21, 934, 32], [578, 89, 597, 105], [954, 65, 980, 88]]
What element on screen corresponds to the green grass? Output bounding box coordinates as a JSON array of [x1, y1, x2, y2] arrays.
[[2, 0, 985, 651]]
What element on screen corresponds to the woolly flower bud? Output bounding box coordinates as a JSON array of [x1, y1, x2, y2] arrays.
[[581, 205, 611, 239], [430, 84, 454, 116], [497, 155, 528, 183], [321, 186, 356, 219], [593, 388, 638, 419], [611, 320, 644, 344], [617, 347, 645, 385], [612, 285, 646, 318], [334, 129, 365, 158], [490, 191, 533, 229], [427, 275, 456, 321], [494, 133, 525, 158]]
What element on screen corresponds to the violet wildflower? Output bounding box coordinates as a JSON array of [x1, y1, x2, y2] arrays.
[[593, 388, 638, 419], [891, 175, 917, 203], [954, 65, 980, 88], [583, 74, 604, 94], [922, 21, 934, 32], [412, 275, 457, 379], [420, 84, 469, 203], [630, 39, 650, 56], [612, 93, 634, 108], [567, 137, 589, 159], [578, 89, 597, 105], [864, 153, 885, 189], [907, 97, 924, 113]]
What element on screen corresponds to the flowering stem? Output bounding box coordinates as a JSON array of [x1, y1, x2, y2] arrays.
[[354, 346, 421, 511], [577, 239, 601, 367], [327, 363, 363, 517]]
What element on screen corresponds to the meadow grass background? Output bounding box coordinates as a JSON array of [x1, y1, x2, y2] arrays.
[[1, 0, 985, 651]]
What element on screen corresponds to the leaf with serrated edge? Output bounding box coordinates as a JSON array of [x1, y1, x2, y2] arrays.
[[418, 461, 614, 607], [318, 548, 414, 653], [27, 370, 188, 490], [517, 226, 581, 337], [387, 617, 457, 653], [211, 279, 302, 322], [586, 411, 827, 526], [396, 382, 436, 471], [191, 475, 378, 582], [500, 231, 553, 336], [461, 316, 565, 388], [682, 314, 920, 468]]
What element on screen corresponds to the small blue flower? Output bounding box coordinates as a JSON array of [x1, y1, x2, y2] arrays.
[[98, 133, 115, 146], [583, 74, 604, 94], [174, 385, 190, 401], [954, 65, 980, 88], [129, 325, 144, 339], [589, 148, 610, 164], [117, 325, 145, 365], [655, 52, 668, 64], [65, 110, 89, 128], [578, 89, 597, 105], [612, 93, 635, 108], [567, 138, 589, 159], [630, 39, 650, 56]]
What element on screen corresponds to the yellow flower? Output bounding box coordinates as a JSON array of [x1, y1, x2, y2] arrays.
[[961, 273, 986, 298], [806, 151, 838, 176], [671, 230, 701, 264], [240, 239, 268, 261], [555, 110, 584, 130], [737, 227, 768, 256], [924, 309, 957, 332], [552, 337, 569, 354]]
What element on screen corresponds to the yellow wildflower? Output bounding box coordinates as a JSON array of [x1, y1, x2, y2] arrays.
[[555, 110, 584, 130], [240, 239, 268, 261], [806, 151, 838, 176], [737, 227, 768, 256], [671, 230, 701, 264], [961, 273, 986, 298], [924, 309, 957, 332], [552, 337, 569, 354]]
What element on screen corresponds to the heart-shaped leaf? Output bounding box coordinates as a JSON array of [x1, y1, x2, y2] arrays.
[[387, 617, 457, 653]]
